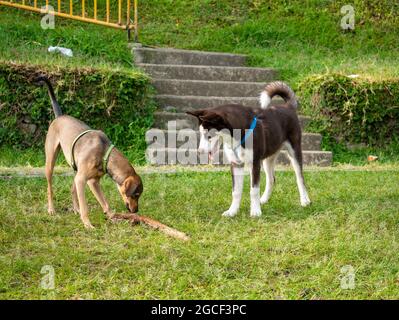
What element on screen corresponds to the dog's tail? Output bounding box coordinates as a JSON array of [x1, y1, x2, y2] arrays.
[[259, 81, 298, 109], [35, 75, 63, 118]]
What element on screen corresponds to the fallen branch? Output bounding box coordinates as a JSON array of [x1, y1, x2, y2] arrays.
[[111, 213, 190, 241]]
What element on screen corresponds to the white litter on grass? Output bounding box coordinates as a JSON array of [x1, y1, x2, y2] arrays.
[[48, 46, 73, 57], [347, 74, 359, 78]]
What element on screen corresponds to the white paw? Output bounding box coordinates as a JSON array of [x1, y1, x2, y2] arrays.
[[222, 210, 237, 217], [260, 196, 269, 205], [300, 198, 311, 207], [250, 208, 262, 218]]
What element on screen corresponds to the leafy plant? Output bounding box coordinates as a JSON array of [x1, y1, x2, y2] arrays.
[[0, 61, 156, 164], [299, 73, 399, 147]]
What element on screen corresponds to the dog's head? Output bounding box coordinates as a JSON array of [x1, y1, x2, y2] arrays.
[[186, 109, 230, 160], [117, 175, 143, 213]]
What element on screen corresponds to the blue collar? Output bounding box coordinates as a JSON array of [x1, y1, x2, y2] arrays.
[[234, 116, 257, 150]]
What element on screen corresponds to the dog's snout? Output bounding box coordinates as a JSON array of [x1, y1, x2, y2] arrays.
[[126, 202, 138, 213]]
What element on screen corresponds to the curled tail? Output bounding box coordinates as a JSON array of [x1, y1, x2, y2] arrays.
[[35, 75, 63, 118], [259, 81, 298, 109]]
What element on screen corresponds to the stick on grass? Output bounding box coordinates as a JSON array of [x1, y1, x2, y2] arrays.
[[111, 213, 190, 241]]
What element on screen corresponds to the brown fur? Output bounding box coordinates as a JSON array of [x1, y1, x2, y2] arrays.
[[187, 103, 302, 187], [186, 81, 310, 212], [40, 77, 143, 229]]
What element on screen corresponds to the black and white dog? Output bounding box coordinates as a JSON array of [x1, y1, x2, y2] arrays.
[[187, 81, 311, 217]]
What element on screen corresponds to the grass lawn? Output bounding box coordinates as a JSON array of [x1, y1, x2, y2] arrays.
[[0, 6, 133, 71], [1, 166, 398, 299]]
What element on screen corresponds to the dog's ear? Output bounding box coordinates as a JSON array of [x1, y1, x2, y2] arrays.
[[186, 110, 205, 118], [123, 176, 143, 197], [199, 111, 226, 126]]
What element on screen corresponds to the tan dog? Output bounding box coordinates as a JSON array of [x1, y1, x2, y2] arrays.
[[37, 75, 143, 229]]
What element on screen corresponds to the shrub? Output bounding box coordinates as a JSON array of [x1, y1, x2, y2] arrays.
[[0, 61, 156, 163], [299, 73, 399, 147]]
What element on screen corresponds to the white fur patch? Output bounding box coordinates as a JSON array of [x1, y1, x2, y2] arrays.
[[222, 166, 244, 217], [284, 142, 311, 207], [260, 91, 271, 109], [198, 125, 210, 153], [250, 185, 261, 217]]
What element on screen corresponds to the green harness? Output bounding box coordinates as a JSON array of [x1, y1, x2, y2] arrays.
[[71, 129, 115, 174]]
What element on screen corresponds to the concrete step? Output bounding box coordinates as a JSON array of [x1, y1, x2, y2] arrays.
[[156, 95, 287, 111], [138, 63, 278, 82], [132, 46, 247, 66], [153, 112, 199, 130], [153, 112, 311, 130], [147, 129, 322, 151], [153, 79, 266, 97], [146, 148, 332, 167]]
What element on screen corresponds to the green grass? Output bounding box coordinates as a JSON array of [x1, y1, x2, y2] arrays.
[[1, 167, 399, 299], [138, 0, 399, 84], [0, 6, 133, 71]]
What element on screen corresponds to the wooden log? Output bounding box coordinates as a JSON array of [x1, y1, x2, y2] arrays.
[[111, 213, 190, 241]]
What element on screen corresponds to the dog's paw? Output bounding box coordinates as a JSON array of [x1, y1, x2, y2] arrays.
[[260, 196, 269, 205], [48, 208, 55, 215], [222, 210, 237, 217], [300, 198, 311, 207], [250, 209, 262, 218]]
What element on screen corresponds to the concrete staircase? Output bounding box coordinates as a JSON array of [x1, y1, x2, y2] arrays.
[[132, 45, 332, 166]]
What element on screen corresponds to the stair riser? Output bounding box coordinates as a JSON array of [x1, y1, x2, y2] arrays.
[[153, 114, 310, 131], [139, 64, 278, 82], [156, 96, 285, 111], [147, 130, 321, 150], [146, 149, 332, 167], [153, 115, 199, 130], [153, 80, 265, 97], [133, 48, 247, 66]]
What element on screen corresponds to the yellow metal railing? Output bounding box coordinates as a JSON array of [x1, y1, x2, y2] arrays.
[[0, 0, 138, 41]]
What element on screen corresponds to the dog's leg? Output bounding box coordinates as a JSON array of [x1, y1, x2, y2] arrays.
[[285, 141, 311, 207], [74, 173, 94, 229], [260, 153, 278, 204], [71, 181, 80, 214], [250, 160, 262, 217], [87, 179, 113, 219], [222, 164, 244, 217], [45, 134, 60, 215]]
